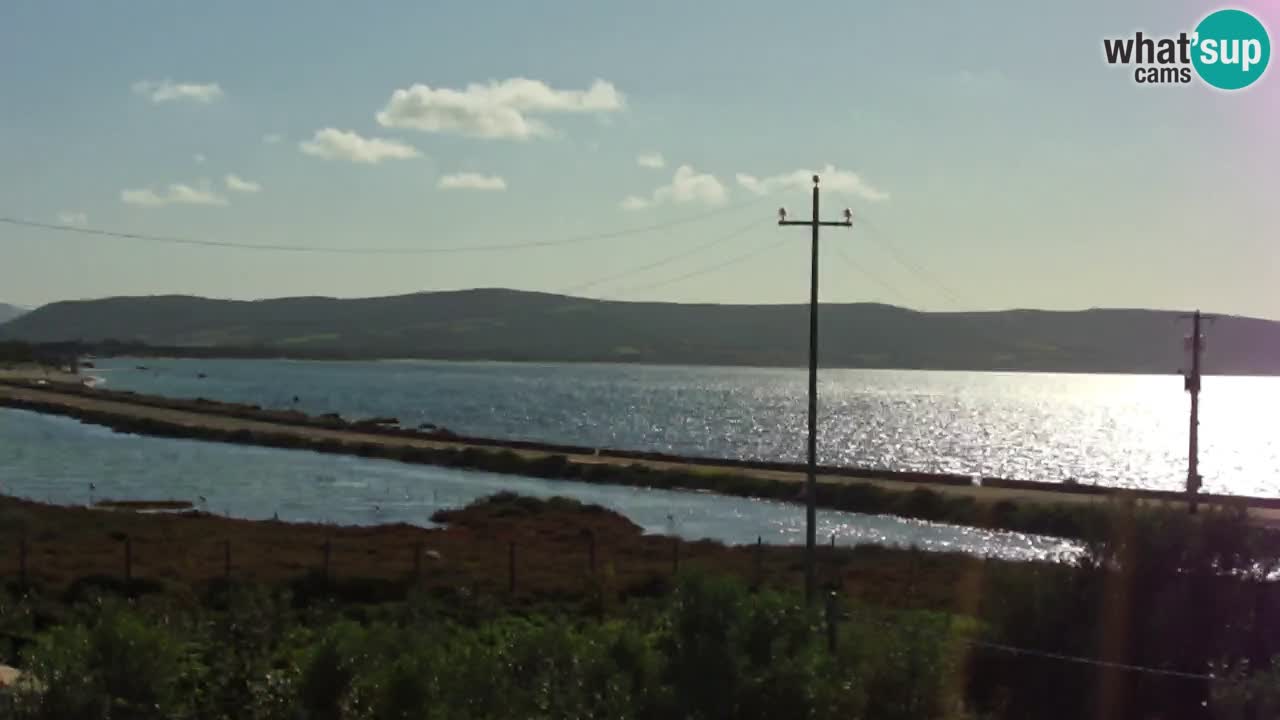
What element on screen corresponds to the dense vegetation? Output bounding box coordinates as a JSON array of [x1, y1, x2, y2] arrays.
[[1, 495, 1279, 719], [0, 342, 40, 365], [0, 577, 971, 720], [0, 342, 76, 369], [5, 289, 1280, 373]]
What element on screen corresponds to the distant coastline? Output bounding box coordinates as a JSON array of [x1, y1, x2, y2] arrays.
[[5, 289, 1279, 374], [13, 342, 1278, 378]]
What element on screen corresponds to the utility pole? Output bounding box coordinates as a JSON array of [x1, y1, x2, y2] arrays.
[[778, 174, 853, 604], [1181, 310, 1214, 514]]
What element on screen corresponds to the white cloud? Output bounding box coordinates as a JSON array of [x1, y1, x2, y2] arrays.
[[193, 153, 206, 164], [437, 173, 507, 191], [298, 128, 420, 164], [262, 133, 283, 145], [736, 164, 889, 202], [56, 211, 88, 226], [376, 78, 624, 140], [655, 165, 728, 206], [131, 80, 224, 104], [621, 164, 728, 210], [224, 174, 262, 193], [120, 183, 228, 208], [636, 152, 665, 169], [620, 196, 651, 211]]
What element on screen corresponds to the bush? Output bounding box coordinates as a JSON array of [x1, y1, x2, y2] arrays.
[[296, 621, 364, 720], [12, 602, 183, 720], [1212, 658, 1280, 720], [7, 522, 1279, 720]]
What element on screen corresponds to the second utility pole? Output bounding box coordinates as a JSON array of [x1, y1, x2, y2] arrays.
[[779, 174, 852, 604], [1182, 309, 1213, 514]]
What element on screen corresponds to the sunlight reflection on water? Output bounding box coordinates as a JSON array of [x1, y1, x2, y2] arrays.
[[0, 409, 1081, 562], [90, 359, 1280, 497]]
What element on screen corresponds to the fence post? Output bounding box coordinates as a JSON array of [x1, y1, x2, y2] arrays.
[[754, 536, 763, 587], [587, 530, 597, 576], [826, 591, 838, 652], [322, 538, 332, 586], [906, 545, 920, 601], [413, 540, 423, 583], [1254, 579, 1269, 666], [124, 535, 133, 586], [224, 540, 231, 581], [672, 538, 680, 576], [508, 541, 516, 595], [18, 535, 28, 589]]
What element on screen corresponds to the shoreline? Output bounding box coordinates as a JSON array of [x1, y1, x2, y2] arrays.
[[47, 349, 1280, 377], [0, 365, 89, 386], [2, 377, 1277, 538], [17, 343, 1280, 377]]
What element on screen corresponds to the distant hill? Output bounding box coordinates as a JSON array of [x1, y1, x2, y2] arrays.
[[2, 289, 1277, 374], [0, 303, 28, 325]]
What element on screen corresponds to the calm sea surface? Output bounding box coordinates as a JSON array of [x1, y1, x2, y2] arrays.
[[0, 408, 1077, 560], [86, 358, 1280, 497]]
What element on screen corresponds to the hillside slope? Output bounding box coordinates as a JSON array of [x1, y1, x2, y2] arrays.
[[0, 303, 28, 325], [2, 289, 1275, 373]]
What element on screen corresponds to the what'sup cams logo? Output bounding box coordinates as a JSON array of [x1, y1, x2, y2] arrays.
[[1103, 8, 1270, 89]]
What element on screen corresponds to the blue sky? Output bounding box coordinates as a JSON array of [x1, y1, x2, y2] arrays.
[[1, 0, 1277, 318]]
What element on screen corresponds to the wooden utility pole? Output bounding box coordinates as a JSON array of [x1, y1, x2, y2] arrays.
[[778, 175, 853, 604], [1181, 310, 1214, 514]]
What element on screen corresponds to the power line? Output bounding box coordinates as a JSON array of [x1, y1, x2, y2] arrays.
[[604, 230, 784, 297], [558, 218, 760, 295], [855, 219, 1099, 365], [849, 605, 1216, 682], [850, 217, 1030, 353], [965, 638, 1215, 681], [829, 242, 912, 307], [0, 198, 768, 256], [855, 216, 971, 307]]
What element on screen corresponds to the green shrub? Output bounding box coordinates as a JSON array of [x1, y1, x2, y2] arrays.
[[1212, 658, 1280, 720], [296, 621, 364, 720], [12, 603, 184, 720]]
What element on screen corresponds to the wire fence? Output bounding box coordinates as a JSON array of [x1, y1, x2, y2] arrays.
[[0, 529, 1229, 686]]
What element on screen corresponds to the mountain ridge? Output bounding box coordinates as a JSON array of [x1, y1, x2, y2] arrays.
[[2, 288, 1276, 374]]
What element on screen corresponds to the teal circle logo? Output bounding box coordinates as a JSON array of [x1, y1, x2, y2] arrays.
[[1192, 9, 1270, 90]]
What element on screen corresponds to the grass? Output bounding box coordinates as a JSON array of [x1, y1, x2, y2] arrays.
[[0, 492, 1011, 614]]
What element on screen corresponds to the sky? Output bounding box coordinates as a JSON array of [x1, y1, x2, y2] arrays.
[[1, 0, 1277, 318]]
